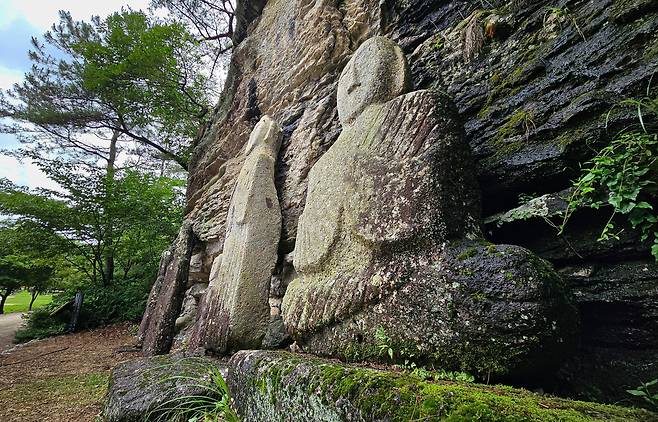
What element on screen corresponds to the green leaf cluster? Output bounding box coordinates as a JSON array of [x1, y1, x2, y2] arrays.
[[562, 96, 658, 260], [1, 9, 211, 169], [0, 164, 184, 287], [627, 379, 658, 411]]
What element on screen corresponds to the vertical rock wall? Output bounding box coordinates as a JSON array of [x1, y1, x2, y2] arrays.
[[140, 0, 658, 403]]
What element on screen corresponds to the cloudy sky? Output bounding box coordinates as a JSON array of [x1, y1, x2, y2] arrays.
[[0, 0, 150, 189]]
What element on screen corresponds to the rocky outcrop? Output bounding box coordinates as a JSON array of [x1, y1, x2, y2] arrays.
[[104, 351, 657, 421], [227, 350, 656, 422], [392, 0, 658, 214], [137, 0, 658, 404]]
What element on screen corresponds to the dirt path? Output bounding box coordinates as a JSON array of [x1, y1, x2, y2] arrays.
[[0, 323, 140, 422], [0, 313, 25, 352]]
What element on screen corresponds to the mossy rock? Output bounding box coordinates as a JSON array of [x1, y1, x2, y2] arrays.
[[103, 355, 227, 422], [227, 350, 657, 422]]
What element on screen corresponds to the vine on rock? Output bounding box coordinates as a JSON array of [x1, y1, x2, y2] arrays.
[[561, 94, 658, 260]]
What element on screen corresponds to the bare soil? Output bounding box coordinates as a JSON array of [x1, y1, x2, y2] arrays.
[[0, 313, 25, 352], [0, 323, 141, 422]]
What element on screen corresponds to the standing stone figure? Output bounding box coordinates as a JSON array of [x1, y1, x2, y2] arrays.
[[190, 116, 283, 354], [283, 37, 577, 380]]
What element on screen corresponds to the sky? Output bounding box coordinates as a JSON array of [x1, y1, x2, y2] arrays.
[[0, 0, 150, 190]]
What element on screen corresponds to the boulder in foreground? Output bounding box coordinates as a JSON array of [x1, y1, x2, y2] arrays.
[[227, 350, 657, 422]]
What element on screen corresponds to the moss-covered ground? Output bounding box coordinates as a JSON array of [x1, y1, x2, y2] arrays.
[[249, 351, 657, 422]]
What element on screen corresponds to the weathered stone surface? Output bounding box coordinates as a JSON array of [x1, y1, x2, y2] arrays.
[[486, 198, 658, 398], [336, 37, 410, 125], [292, 241, 578, 380], [138, 223, 195, 356], [556, 260, 658, 402], [227, 350, 655, 422], [104, 355, 226, 422], [139, 0, 658, 402], [189, 116, 282, 354], [187, 0, 384, 247], [283, 37, 576, 379], [392, 0, 658, 215], [174, 283, 207, 333]]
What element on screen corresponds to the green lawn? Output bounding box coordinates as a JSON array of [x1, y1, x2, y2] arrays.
[[3, 291, 53, 313]]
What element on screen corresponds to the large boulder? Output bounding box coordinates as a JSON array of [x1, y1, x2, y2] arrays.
[[103, 355, 226, 422], [227, 350, 656, 422]]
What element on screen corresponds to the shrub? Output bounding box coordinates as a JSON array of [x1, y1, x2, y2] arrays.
[[14, 308, 67, 343], [15, 279, 150, 343], [75, 280, 151, 328]]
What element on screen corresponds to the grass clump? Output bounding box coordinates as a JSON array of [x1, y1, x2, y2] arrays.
[[146, 358, 239, 422]]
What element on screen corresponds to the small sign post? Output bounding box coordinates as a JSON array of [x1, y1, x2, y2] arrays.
[[68, 290, 84, 333]]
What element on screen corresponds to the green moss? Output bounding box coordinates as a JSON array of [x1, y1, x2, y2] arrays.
[[433, 35, 445, 50], [471, 291, 488, 302], [247, 352, 655, 422], [476, 24, 546, 120], [458, 247, 479, 260], [642, 35, 658, 61]]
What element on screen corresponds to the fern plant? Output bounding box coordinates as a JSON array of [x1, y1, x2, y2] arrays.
[[561, 95, 658, 260]]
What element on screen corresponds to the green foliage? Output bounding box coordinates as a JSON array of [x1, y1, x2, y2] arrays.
[[76, 281, 152, 327], [543, 6, 586, 41], [375, 326, 394, 360], [0, 166, 184, 287], [627, 379, 658, 411], [147, 359, 240, 422], [0, 10, 211, 169], [3, 162, 182, 338], [15, 280, 150, 342], [561, 95, 658, 260], [433, 370, 476, 383], [375, 327, 476, 385], [14, 308, 67, 343]]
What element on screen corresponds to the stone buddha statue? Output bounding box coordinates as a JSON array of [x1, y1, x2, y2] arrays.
[[282, 37, 577, 379], [189, 115, 283, 354]]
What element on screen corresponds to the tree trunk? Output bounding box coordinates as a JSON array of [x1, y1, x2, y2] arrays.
[[103, 130, 119, 286], [0, 289, 12, 314], [29, 290, 39, 311]]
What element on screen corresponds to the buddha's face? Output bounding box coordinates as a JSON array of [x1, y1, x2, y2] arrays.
[[337, 37, 410, 126], [245, 115, 282, 156]]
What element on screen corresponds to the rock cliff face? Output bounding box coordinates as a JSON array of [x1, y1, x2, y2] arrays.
[[139, 0, 658, 404]]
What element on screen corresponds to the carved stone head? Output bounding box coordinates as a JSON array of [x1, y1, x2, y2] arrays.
[[337, 36, 411, 126], [245, 115, 282, 157]]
